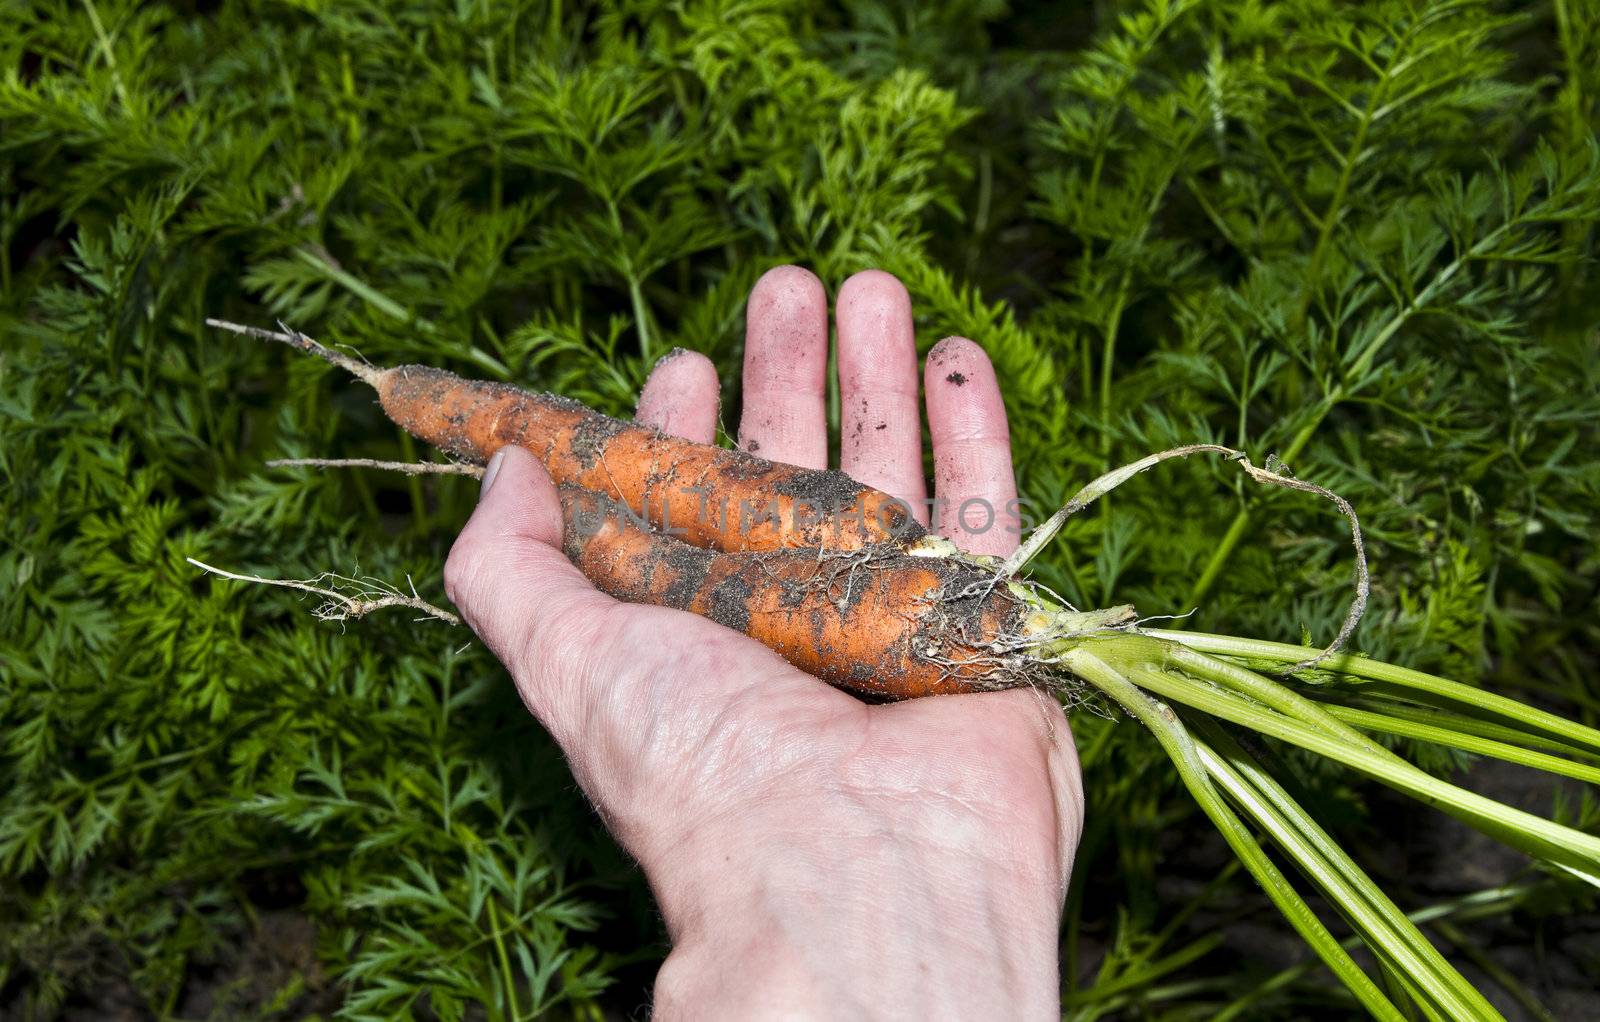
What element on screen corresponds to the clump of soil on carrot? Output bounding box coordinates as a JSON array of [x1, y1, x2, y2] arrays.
[[717, 448, 780, 481], [567, 412, 630, 470], [772, 466, 874, 514], [651, 540, 712, 611], [707, 574, 755, 634]]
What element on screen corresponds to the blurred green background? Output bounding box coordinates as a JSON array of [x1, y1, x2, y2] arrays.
[[3, 0, 1597, 1017]]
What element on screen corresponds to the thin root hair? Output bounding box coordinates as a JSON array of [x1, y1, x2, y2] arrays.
[[186, 557, 461, 627], [206, 318, 385, 387]]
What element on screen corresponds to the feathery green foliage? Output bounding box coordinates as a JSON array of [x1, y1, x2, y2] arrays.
[[3, 0, 1597, 1017]]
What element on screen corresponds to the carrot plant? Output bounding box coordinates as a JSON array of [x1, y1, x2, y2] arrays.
[[4, 0, 1598, 1018]]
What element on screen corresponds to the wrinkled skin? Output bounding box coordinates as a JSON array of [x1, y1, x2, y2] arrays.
[[445, 267, 1083, 1018]]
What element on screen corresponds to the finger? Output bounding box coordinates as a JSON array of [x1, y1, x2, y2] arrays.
[[737, 265, 829, 469], [835, 270, 929, 523], [636, 348, 722, 444], [924, 337, 1020, 557]]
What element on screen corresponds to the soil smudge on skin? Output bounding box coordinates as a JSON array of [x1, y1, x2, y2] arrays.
[[945, 372, 967, 387]]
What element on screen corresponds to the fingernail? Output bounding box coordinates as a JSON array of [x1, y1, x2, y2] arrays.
[[480, 448, 506, 496]]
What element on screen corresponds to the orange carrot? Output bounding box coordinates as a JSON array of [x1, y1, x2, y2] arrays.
[[557, 487, 1047, 698], [212, 320, 922, 552], [212, 320, 1081, 698]]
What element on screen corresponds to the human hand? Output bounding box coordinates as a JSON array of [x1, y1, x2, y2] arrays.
[[444, 267, 1084, 1019]]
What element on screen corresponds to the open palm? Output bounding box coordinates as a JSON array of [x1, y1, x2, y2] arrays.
[[445, 266, 1082, 1017]]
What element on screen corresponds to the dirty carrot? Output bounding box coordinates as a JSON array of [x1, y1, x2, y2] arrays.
[[254, 457, 1097, 696], [209, 319, 921, 552], [557, 486, 1116, 698]]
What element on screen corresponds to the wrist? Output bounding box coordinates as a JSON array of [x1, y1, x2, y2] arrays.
[[644, 805, 1063, 1019]]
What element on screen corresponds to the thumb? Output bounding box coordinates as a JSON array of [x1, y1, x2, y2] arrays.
[[444, 444, 615, 743]]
